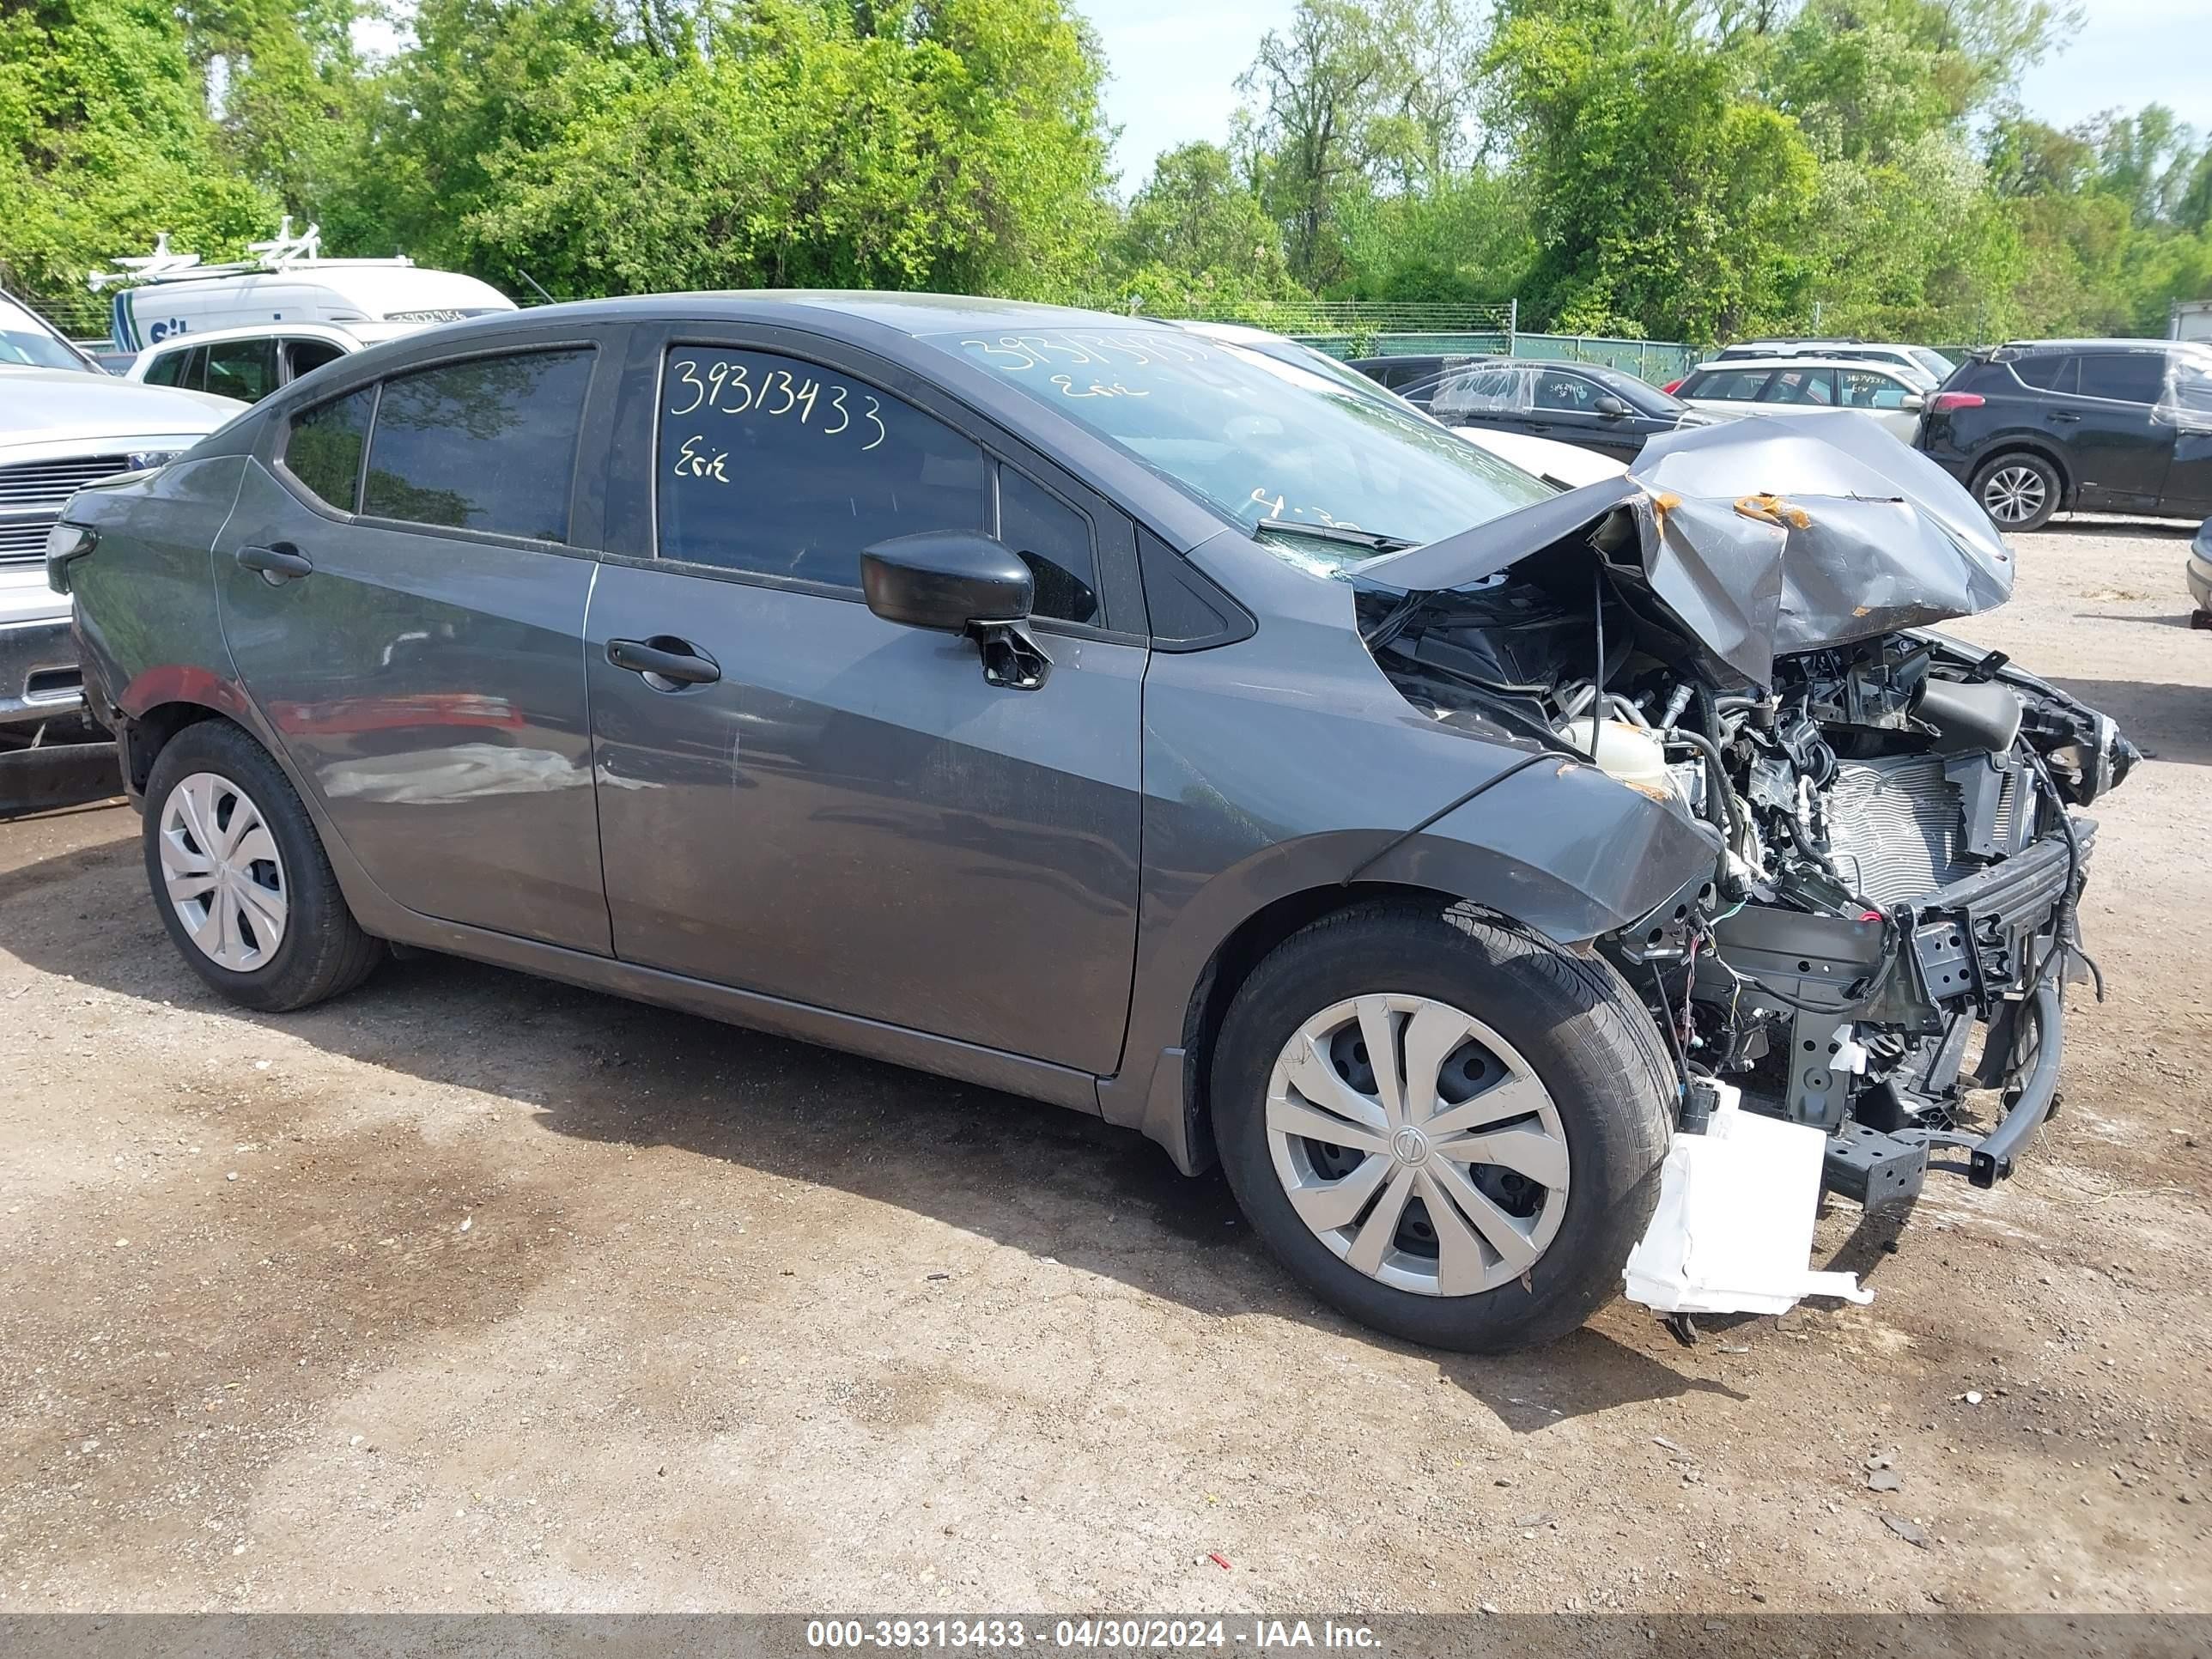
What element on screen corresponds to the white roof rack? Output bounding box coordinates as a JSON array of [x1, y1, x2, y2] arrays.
[[88, 217, 415, 291]]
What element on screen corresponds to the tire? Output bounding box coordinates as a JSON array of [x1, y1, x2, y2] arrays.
[[1972, 452, 2061, 533], [1211, 899, 1674, 1352], [141, 719, 380, 1012]]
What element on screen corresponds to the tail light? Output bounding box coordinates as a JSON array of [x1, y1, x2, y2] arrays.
[[1661, 378, 1685, 396], [1928, 392, 1984, 413]]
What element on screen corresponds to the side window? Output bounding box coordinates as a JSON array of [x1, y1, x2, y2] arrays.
[[1762, 367, 1836, 405], [1431, 366, 1522, 416], [2007, 354, 2073, 392], [999, 467, 1099, 625], [1533, 370, 1596, 412], [286, 338, 348, 380], [1685, 368, 1771, 401], [204, 338, 279, 404], [1841, 369, 1910, 410], [2075, 353, 2166, 405], [362, 348, 595, 541], [656, 346, 988, 588], [282, 386, 375, 511]]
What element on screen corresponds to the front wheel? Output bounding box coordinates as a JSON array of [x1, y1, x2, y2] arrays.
[[1211, 901, 1674, 1352], [1972, 453, 2060, 532]]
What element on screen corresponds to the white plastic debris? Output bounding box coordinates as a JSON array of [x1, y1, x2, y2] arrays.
[[1624, 1082, 1873, 1316]]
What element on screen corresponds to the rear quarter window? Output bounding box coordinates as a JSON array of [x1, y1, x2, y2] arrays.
[[283, 386, 375, 511]]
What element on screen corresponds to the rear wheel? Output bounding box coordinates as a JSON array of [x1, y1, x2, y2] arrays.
[[142, 720, 380, 1012], [1211, 900, 1674, 1352], [1972, 453, 2060, 532]]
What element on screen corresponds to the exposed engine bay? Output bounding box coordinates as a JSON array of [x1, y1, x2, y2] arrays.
[[1358, 487, 2137, 1211]]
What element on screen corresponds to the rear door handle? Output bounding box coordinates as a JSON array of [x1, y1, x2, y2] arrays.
[[2047, 411, 2081, 422], [236, 543, 313, 580], [607, 636, 721, 686]]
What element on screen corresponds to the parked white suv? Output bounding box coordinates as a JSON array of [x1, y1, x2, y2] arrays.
[[1705, 339, 1955, 386], [1672, 356, 1929, 442], [124, 320, 374, 404], [3, 294, 242, 793]]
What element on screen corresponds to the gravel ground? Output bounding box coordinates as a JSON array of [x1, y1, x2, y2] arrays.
[[1, 519, 2207, 1615]]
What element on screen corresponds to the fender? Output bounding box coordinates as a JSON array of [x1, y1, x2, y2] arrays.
[[1098, 762, 1717, 1170]]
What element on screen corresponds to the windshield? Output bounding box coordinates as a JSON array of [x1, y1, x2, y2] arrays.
[[1910, 347, 1957, 380], [0, 295, 94, 372], [925, 327, 1553, 568]]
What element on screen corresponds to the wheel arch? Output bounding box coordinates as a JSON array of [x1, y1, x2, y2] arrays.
[[1972, 438, 2075, 507], [1150, 880, 1532, 1176], [121, 700, 235, 797]]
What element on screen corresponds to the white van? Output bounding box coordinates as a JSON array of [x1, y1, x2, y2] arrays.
[[94, 222, 515, 354]]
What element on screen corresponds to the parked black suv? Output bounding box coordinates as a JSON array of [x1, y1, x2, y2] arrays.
[[1352, 355, 1702, 461], [1917, 338, 2212, 532]]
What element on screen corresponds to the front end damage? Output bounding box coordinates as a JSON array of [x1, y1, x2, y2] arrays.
[[1356, 413, 2136, 1311]]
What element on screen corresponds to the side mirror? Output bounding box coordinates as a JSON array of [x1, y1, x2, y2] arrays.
[[862, 530, 1032, 632], [861, 531, 1050, 690], [1902, 393, 1926, 412], [1594, 394, 1631, 418]]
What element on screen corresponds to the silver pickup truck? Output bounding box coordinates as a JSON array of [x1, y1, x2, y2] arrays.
[[3, 293, 241, 808]]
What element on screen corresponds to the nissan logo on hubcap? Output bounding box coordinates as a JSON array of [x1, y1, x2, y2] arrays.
[[1391, 1125, 1431, 1166]]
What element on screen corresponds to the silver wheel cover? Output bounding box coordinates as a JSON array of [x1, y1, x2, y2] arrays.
[[1982, 465, 2047, 525], [1266, 994, 1571, 1297], [158, 771, 289, 972]]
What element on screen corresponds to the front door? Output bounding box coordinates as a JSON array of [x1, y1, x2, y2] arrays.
[[2159, 356, 2212, 515], [1522, 367, 1649, 459], [584, 334, 1145, 1074], [216, 341, 613, 954]]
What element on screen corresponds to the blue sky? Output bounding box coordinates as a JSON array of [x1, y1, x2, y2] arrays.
[[1079, 0, 2212, 193]]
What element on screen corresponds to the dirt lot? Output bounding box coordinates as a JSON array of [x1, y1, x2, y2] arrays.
[[2, 520, 2207, 1616]]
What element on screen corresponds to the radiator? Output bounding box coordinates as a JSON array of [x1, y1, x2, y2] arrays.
[[1822, 756, 1977, 908]]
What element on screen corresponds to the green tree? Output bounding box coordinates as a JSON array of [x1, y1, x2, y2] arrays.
[[1234, 0, 1481, 285], [0, 0, 272, 320], [456, 0, 1113, 300], [1485, 0, 1818, 340], [1114, 141, 1293, 294]]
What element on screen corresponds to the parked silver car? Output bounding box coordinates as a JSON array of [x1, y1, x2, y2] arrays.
[[56, 295, 2131, 1350], [3, 292, 241, 804]]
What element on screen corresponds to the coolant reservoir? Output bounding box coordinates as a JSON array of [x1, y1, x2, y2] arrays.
[[1559, 717, 1674, 797]]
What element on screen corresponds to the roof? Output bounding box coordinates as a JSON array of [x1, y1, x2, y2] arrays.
[[366, 291, 1182, 362], [1997, 337, 2192, 352], [1685, 356, 1922, 376], [131, 320, 368, 357]]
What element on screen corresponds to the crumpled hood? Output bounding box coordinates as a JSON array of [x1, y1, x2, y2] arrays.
[[1357, 410, 2016, 688]]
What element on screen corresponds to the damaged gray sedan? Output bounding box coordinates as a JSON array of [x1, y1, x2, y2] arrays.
[[53, 295, 2131, 1352]]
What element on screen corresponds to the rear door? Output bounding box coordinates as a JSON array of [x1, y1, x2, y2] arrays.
[[216, 333, 617, 953], [2048, 352, 2173, 508], [1430, 364, 1531, 439], [582, 325, 1146, 1073], [1757, 364, 1839, 412], [1680, 365, 1777, 417]]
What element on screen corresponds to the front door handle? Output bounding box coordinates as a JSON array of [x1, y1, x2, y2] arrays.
[[607, 636, 721, 686], [236, 543, 313, 580]]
